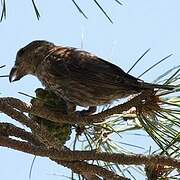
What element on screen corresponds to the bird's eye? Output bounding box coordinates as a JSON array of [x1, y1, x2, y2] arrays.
[[17, 48, 25, 57]]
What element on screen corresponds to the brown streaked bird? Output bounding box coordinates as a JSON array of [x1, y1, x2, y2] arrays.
[[9, 40, 173, 114]]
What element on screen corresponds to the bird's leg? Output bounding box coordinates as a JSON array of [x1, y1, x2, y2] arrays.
[[66, 102, 96, 117], [75, 106, 97, 136], [78, 106, 97, 116], [66, 101, 76, 115]]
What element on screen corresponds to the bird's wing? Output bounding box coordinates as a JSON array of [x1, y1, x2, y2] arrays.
[[45, 47, 141, 90]]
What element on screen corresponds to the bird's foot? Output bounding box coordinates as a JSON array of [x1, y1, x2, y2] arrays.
[[76, 106, 97, 117]]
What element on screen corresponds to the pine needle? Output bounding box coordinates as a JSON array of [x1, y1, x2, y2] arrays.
[[31, 0, 40, 20], [127, 48, 151, 73], [18, 92, 35, 99], [114, 0, 123, 6], [138, 54, 173, 78], [72, 0, 88, 19], [0, 65, 5, 68], [0, 75, 9, 77], [29, 156, 37, 180], [0, 0, 6, 22], [164, 66, 180, 85], [93, 0, 113, 23]]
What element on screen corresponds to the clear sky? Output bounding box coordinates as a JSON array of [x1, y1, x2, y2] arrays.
[[0, 0, 180, 179]]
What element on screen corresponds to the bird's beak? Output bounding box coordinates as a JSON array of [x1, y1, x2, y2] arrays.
[[9, 65, 22, 82]]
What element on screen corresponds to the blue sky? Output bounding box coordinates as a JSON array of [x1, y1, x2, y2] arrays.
[[0, 0, 180, 179]]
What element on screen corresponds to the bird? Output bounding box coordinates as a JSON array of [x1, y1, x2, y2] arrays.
[[9, 40, 173, 115]]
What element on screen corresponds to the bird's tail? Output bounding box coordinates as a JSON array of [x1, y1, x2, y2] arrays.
[[143, 82, 175, 91]]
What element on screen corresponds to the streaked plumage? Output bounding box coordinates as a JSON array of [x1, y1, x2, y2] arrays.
[[9, 40, 173, 114]]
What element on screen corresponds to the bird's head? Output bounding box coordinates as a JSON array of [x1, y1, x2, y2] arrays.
[[9, 40, 54, 82]]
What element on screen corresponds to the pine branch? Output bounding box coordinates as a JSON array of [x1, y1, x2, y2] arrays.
[[0, 136, 179, 168]]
